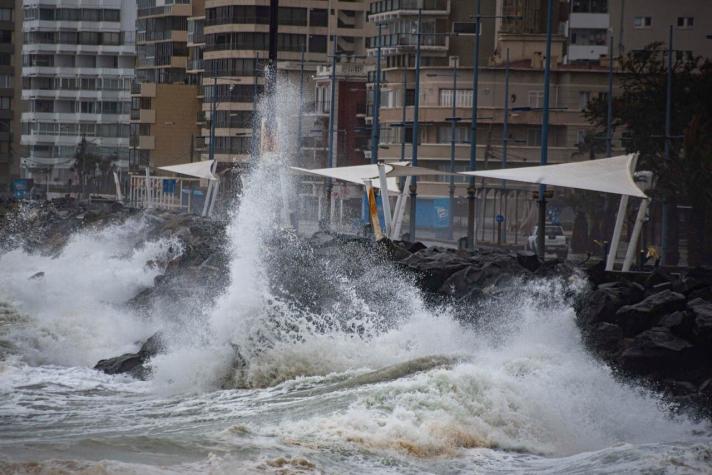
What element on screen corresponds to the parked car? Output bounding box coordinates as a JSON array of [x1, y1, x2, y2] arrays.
[[527, 225, 568, 259]]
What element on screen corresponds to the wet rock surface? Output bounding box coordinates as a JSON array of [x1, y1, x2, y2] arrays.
[[577, 265, 712, 415]]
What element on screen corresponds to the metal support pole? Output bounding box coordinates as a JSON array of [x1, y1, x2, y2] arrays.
[[298, 50, 304, 155], [622, 198, 651, 272], [661, 25, 673, 265], [251, 55, 259, 162], [606, 195, 629, 270], [536, 0, 554, 258], [400, 68, 407, 162], [501, 49, 510, 244], [467, 0, 482, 249], [606, 35, 613, 157], [393, 175, 411, 240], [377, 163, 392, 236], [370, 23, 383, 166], [326, 35, 337, 226], [448, 58, 458, 241], [408, 8, 422, 241]]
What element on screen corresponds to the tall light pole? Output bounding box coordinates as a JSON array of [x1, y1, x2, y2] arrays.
[[408, 8, 422, 241], [370, 22, 383, 165], [500, 48, 510, 244], [467, 0, 482, 249], [606, 34, 613, 157], [325, 34, 338, 225], [661, 24, 673, 265], [447, 57, 459, 241], [400, 68, 407, 163], [536, 0, 554, 258], [251, 54, 259, 163], [297, 50, 305, 159]]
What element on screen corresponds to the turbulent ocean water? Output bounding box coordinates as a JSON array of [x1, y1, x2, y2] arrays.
[[1, 85, 711, 474]]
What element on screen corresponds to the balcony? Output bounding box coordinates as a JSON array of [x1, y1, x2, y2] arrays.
[[368, 0, 449, 18]]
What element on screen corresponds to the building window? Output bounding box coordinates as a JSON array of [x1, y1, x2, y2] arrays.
[[308, 35, 327, 53], [634, 16, 652, 28], [572, 0, 608, 14], [528, 91, 545, 108], [677, 17, 694, 29], [0, 8, 11, 21], [310, 9, 328, 27], [439, 89, 473, 108], [0, 97, 9, 110], [570, 28, 607, 46], [579, 91, 591, 111], [0, 75, 11, 88]]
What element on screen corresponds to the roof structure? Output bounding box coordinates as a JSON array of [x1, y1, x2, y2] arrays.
[[459, 154, 646, 198], [158, 160, 217, 181]]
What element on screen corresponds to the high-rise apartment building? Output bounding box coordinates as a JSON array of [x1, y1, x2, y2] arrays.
[[0, 0, 20, 192], [365, 0, 620, 237], [20, 0, 136, 190], [131, 0, 202, 170], [200, 0, 371, 165]]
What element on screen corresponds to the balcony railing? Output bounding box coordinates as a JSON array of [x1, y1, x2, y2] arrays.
[[367, 32, 447, 48], [369, 0, 448, 16]]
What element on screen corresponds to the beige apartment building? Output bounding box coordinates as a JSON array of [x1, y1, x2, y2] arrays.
[[131, 0, 203, 171], [200, 0, 371, 165]]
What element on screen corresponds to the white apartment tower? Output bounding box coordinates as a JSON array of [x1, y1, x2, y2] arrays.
[[20, 0, 136, 188]]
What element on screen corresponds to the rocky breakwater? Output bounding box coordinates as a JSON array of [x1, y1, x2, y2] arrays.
[[577, 266, 712, 414]]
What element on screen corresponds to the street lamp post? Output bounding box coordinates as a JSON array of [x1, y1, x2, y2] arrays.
[[408, 8, 422, 241], [500, 48, 510, 244], [467, 0, 482, 249], [325, 34, 338, 226], [661, 24, 674, 266], [370, 22, 383, 167], [536, 0, 555, 259], [447, 57, 459, 241]]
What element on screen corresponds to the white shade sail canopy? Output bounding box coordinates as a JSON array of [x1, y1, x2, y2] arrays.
[[291, 164, 399, 192], [290, 162, 456, 192], [458, 153, 647, 198], [158, 160, 217, 181]]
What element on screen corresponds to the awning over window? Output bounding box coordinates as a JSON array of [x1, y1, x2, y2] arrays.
[[458, 153, 647, 198]]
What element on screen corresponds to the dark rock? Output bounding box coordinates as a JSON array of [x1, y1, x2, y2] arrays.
[[644, 267, 675, 289], [688, 298, 712, 346], [663, 379, 698, 396], [377, 238, 411, 261], [586, 322, 624, 356], [28, 271, 45, 280], [658, 311, 695, 340], [615, 289, 686, 336], [406, 241, 427, 254], [688, 286, 712, 302], [94, 332, 164, 379], [577, 281, 644, 327], [618, 326, 696, 376], [94, 352, 146, 377], [516, 251, 540, 272], [401, 248, 471, 292]]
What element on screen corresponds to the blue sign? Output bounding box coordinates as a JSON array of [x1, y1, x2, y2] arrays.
[[432, 198, 450, 229], [496, 214, 505, 223], [163, 179, 177, 194], [11, 179, 33, 199]]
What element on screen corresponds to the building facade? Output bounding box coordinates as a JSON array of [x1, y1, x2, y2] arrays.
[[20, 0, 136, 189], [131, 0, 202, 171], [200, 0, 371, 165], [0, 0, 21, 192]]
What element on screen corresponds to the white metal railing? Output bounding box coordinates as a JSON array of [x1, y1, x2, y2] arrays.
[[129, 174, 198, 211]]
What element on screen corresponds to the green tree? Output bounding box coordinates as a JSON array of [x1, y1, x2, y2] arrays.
[[586, 44, 712, 266]]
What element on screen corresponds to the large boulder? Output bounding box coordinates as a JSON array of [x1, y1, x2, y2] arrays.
[[400, 247, 472, 292], [585, 322, 624, 357], [577, 281, 644, 328], [618, 326, 696, 377], [94, 332, 164, 379], [615, 289, 686, 336], [688, 298, 712, 347]]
